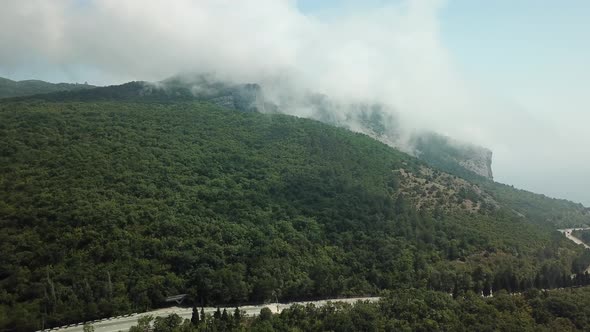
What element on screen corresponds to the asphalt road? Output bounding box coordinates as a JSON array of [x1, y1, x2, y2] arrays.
[[41, 297, 379, 332], [558, 228, 590, 249]]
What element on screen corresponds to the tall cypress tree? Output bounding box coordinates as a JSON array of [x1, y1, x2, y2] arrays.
[[233, 307, 241, 323], [191, 306, 199, 326]]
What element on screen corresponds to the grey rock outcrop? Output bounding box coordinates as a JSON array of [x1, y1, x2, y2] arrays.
[[459, 149, 493, 180]]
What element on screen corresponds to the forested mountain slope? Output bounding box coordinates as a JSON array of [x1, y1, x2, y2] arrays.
[[8, 77, 589, 227], [4, 77, 495, 180], [0, 77, 95, 99], [1, 99, 589, 330]]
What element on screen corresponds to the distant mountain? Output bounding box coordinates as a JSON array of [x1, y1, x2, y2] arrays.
[[0, 77, 96, 99]]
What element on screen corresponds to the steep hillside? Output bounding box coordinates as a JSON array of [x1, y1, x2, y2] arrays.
[[0, 100, 588, 330], [9, 77, 588, 223], [0, 77, 95, 99], [5, 77, 495, 179]]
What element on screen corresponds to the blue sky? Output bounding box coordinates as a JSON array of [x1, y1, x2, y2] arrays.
[[0, 0, 588, 205], [441, 1, 590, 95]]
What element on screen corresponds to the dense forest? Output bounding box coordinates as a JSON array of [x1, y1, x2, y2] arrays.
[[1, 99, 589, 331], [132, 287, 590, 331]]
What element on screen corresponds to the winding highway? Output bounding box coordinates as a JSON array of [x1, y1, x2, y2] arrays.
[[559, 227, 590, 275], [39, 297, 379, 332], [558, 228, 590, 249]]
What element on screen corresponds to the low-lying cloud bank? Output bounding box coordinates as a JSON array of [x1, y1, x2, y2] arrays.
[[0, 0, 587, 205], [0, 0, 489, 142]]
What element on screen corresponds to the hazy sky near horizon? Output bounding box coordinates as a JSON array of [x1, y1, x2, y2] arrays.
[[0, 0, 588, 205]]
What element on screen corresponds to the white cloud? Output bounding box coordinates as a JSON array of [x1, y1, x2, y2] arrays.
[[0, 0, 587, 205]]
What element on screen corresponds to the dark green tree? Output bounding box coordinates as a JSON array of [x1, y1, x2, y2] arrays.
[[190, 306, 199, 326], [259, 307, 273, 321], [221, 308, 228, 321], [213, 307, 221, 320]]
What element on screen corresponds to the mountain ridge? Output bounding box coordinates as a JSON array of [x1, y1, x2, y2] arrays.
[[1, 75, 494, 180]]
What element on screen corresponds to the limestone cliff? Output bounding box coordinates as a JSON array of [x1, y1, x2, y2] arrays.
[[458, 148, 493, 180], [410, 132, 494, 180]]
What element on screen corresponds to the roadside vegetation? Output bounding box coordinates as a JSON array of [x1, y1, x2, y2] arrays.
[[131, 287, 590, 331]]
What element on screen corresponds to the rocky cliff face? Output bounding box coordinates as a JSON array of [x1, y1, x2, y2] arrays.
[[410, 132, 494, 180], [458, 148, 493, 180]]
